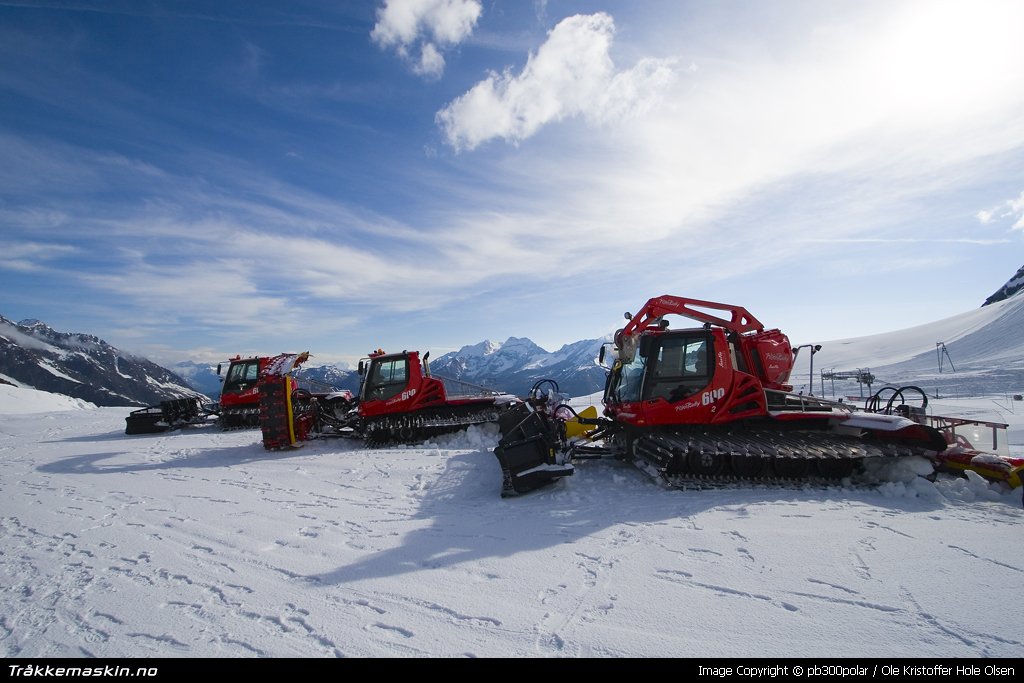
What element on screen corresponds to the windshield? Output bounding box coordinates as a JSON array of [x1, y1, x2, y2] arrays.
[[362, 357, 409, 402], [608, 352, 646, 404], [222, 360, 260, 393]]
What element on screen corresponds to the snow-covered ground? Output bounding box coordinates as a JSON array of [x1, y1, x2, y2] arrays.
[[0, 383, 97, 414], [1, 387, 1021, 658], [792, 292, 1024, 401]]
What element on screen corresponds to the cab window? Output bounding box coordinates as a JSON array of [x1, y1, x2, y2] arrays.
[[646, 335, 711, 402], [223, 361, 259, 392], [364, 358, 408, 401]]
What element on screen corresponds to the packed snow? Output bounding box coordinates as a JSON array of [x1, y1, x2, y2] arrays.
[[0, 385, 1022, 658], [0, 383, 96, 414], [802, 293, 1024, 381]]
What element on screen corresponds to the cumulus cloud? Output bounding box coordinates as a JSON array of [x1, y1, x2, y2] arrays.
[[436, 12, 676, 151], [371, 0, 482, 79]]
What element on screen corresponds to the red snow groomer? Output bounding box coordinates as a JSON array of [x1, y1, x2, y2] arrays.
[[495, 295, 967, 496], [257, 348, 511, 450], [356, 349, 512, 445], [217, 355, 271, 428]]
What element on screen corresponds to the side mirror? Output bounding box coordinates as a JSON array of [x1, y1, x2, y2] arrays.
[[358, 360, 365, 376], [598, 346, 606, 364], [216, 363, 222, 376], [638, 335, 654, 359]]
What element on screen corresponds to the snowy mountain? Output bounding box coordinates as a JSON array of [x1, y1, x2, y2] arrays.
[[295, 363, 361, 394], [170, 360, 224, 398], [983, 264, 1024, 306], [175, 338, 605, 400], [0, 315, 202, 407], [796, 287, 1024, 400], [172, 359, 360, 399], [429, 336, 608, 396]]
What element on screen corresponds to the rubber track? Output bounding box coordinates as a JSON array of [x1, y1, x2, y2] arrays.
[[219, 407, 261, 431], [634, 457, 894, 493], [632, 427, 928, 484]]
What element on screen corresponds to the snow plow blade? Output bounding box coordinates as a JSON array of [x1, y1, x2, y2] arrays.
[[564, 405, 600, 439], [494, 401, 574, 497]]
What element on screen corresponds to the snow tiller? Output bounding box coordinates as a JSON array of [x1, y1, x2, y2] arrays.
[[864, 386, 1019, 489], [125, 355, 270, 435], [257, 352, 356, 450], [124, 397, 215, 435]]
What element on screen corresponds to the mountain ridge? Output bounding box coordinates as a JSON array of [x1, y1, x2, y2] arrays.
[[0, 315, 201, 407], [3, 268, 1021, 405]]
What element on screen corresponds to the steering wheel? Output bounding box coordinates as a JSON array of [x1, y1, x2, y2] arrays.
[[883, 385, 928, 415]]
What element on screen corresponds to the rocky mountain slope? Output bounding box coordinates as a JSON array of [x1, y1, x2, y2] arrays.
[[983, 264, 1024, 306], [0, 316, 200, 407]]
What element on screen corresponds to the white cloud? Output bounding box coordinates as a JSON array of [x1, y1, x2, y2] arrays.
[[0, 241, 77, 272], [1012, 191, 1024, 231], [65, 201, 565, 331], [414, 42, 445, 78], [1010, 191, 1024, 215], [371, 0, 482, 78], [436, 13, 676, 151], [978, 191, 1024, 232], [500, 0, 1024, 252]]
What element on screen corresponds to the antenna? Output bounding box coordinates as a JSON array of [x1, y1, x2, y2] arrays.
[[936, 342, 956, 373]]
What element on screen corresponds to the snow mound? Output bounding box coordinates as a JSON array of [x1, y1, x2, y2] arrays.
[[0, 384, 97, 414], [421, 422, 501, 451], [864, 455, 1020, 504], [930, 470, 1020, 503]]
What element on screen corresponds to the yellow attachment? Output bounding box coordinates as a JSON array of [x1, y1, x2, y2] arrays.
[[939, 453, 1024, 488], [564, 405, 599, 440], [285, 376, 297, 446]]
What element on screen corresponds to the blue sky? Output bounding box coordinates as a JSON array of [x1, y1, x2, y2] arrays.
[[2, 0, 1023, 368]]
